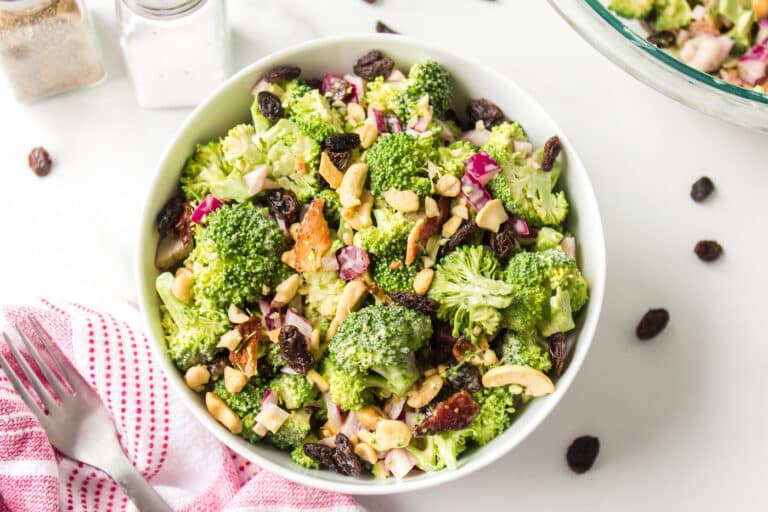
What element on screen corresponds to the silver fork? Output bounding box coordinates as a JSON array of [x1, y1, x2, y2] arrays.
[[0, 316, 171, 512]]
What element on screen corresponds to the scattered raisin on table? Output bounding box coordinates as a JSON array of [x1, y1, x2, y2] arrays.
[[325, 133, 360, 152], [326, 150, 350, 171], [443, 219, 478, 254], [353, 50, 394, 81], [391, 292, 439, 315], [694, 240, 723, 262], [690, 177, 715, 202], [541, 135, 561, 172], [567, 435, 599, 474], [257, 91, 283, 122], [414, 390, 479, 436], [465, 98, 505, 128], [547, 332, 566, 377], [445, 363, 483, 393], [636, 308, 669, 340], [490, 221, 519, 262], [376, 21, 398, 34], [267, 189, 300, 226], [647, 31, 676, 48], [278, 324, 314, 374], [264, 65, 301, 83], [28, 146, 52, 177]]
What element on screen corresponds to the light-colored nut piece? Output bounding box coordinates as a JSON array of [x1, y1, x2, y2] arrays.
[[172, 268, 194, 304], [224, 366, 248, 394], [364, 420, 412, 451], [423, 368, 437, 377], [184, 365, 210, 392], [319, 151, 344, 189], [341, 190, 373, 231], [406, 375, 444, 409], [307, 369, 329, 392], [309, 329, 321, 358], [383, 189, 420, 213], [754, 0, 768, 19], [321, 420, 341, 437], [205, 392, 242, 434], [357, 121, 379, 149], [451, 203, 469, 220], [338, 163, 368, 208], [217, 328, 243, 351], [227, 304, 249, 324], [346, 102, 366, 124], [357, 405, 385, 430], [327, 280, 368, 341], [441, 215, 463, 238], [412, 268, 434, 295], [475, 199, 509, 233], [267, 328, 281, 343], [437, 364, 448, 374], [273, 274, 301, 306], [435, 174, 461, 197], [354, 442, 379, 465], [422, 256, 434, 269], [482, 349, 498, 366], [481, 364, 555, 397], [424, 197, 440, 218]]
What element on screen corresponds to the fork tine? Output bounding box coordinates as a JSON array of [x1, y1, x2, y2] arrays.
[[15, 326, 72, 399], [28, 316, 75, 390], [0, 351, 46, 419], [2, 332, 58, 411]]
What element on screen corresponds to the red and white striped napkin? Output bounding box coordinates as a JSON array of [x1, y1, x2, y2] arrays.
[[0, 300, 364, 512]]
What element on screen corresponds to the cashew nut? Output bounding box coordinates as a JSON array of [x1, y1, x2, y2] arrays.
[[475, 199, 509, 233], [184, 365, 210, 392], [172, 268, 194, 304], [205, 392, 243, 434], [224, 366, 248, 394], [356, 405, 385, 430], [412, 268, 434, 295], [435, 174, 461, 197], [406, 375, 444, 409], [227, 304, 250, 324], [481, 364, 555, 397], [354, 442, 379, 465], [383, 189, 420, 213], [358, 420, 412, 451]]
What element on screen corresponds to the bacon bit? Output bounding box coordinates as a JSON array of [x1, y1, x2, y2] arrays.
[[388, 260, 403, 270], [292, 199, 331, 272]]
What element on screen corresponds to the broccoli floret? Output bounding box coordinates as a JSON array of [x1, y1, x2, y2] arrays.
[[502, 250, 551, 334], [370, 258, 424, 294], [408, 429, 471, 472], [365, 75, 406, 113], [607, 0, 654, 18], [265, 342, 287, 373], [266, 409, 313, 450], [292, 435, 321, 469], [481, 122, 528, 163], [269, 374, 318, 410], [287, 89, 343, 142], [366, 132, 434, 198], [486, 148, 568, 227], [399, 60, 453, 119], [468, 386, 518, 446], [299, 270, 346, 320], [212, 378, 270, 442], [156, 272, 229, 371], [499, 330, 552, 373], [435, 140, 478, 178], [257, 119, 321, 202], [324, 360, 374, 411], [282, 80, 313, 113], [186, 202, 286, 308], [180, 141, 251, 203], [535, 227, 565, 251], [313, 189, 342, 227], [221, 124, 264, 174], [327, 304, 433, 398], [727, 9, 756, 50], [428, 245, 514, 340], [652, 0, 692, 31]]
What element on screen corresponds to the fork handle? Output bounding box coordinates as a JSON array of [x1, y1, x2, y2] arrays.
[[111, 458, 172, 512]]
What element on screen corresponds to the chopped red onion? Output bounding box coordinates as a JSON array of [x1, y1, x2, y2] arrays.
[[511, 217, 530, 236], [343, 74, 364, 103], [385, 114, 402, 133], [412, 115, 430, 132], [191, 194, 223, 224], [251, 78, 271, 95], [252, 422, 268, 437], [738, 43, 768, 85], [385, 448, 417, 480], [262, 389, 278, 407], [435, 119, 454, 143], [322, 392, 343, 431], [513, 140, 533, 156], [403, 410, 420, 428], [758, 19, 768, 46], [259, 298, 284, 331], [341, 411, 361, 438], [284, 309, 312, 340], [368, 106, 387, 133], [244, 164, 269, 196], [680, 35, 734, 73], [336, 245, 369, 281], [464, 151, 501, 186], [460, 172, 492, 212], [320, 73, 348, 98], [383, 396, 405, 420], [460, 128, 489, 147]]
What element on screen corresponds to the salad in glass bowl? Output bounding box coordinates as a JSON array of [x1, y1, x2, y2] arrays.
[[151, 50, 589, 480]]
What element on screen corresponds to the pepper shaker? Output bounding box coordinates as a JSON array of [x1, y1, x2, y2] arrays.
[[117, 0, 231, 109]]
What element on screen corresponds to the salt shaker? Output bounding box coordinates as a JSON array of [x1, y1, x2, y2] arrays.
[[118, 0, 231, 109], [0, 0, 105, 102]]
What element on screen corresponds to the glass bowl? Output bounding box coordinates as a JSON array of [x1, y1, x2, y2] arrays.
[[549, 0, 768, 132]]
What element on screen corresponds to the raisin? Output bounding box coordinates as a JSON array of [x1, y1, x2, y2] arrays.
[[278, 324, 313, 374], [443, 220, 478, 254], [333, 434, 368, 476], [541, 136, 561, 172], [445, 364, 482, 393], [566, 435, 599, 474], [257, 91, 283, 122], [267, 189, 300, 226], [256, 357, 274, 379], [303, 77, 322, 90], [229, 317, 262, 377], [376, 20, 398, 34], [547, 332, 566, 377], [694, 240, 722, 262], [647, 30, 676, 48], [690, 176, 715, 202], [325, 77, 352, 104], [303, 442, 337, 469], [636, 308, 669, 340], [466, 98, 505, 129], [326, 150, 350, 171], [353, 50, 394, 81], [264, 65, 301, 83], [414, 390, 480, 436], [391, 292, 439, 315], [490, 221, 519, 262], [325, 133, 360, 152], [28, 146, 52, 177], [430, 321, 458, 365], [156, 194, 186, 235]]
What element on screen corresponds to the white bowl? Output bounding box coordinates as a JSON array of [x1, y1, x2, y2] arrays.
[[136, 34, 606, 495]]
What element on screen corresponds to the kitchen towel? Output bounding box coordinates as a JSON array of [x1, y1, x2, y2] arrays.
[[0, 299, 363, 512]]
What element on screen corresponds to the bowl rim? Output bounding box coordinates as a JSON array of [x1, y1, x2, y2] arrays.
[[135, 33, 606, 495]]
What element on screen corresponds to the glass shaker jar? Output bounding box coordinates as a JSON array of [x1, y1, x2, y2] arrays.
[[117, 0, 231, 109], [0, 0, 105, 102]]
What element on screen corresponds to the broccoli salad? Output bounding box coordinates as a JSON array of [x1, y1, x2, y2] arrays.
[[608, 0, 768, 91], [153, 50, 589, 479]]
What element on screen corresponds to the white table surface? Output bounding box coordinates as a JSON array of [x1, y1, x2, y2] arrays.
[[2, 0, 767, 510]]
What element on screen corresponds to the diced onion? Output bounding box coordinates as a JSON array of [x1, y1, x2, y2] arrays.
[[323, 392, 343, 431], [336, 245, 370, 281], [191, 194, 223, 224], [463, 151, 501, 186], [385, 448, 417, 480], [284, 308, 312, 340], [460, 172, 492, 212]]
